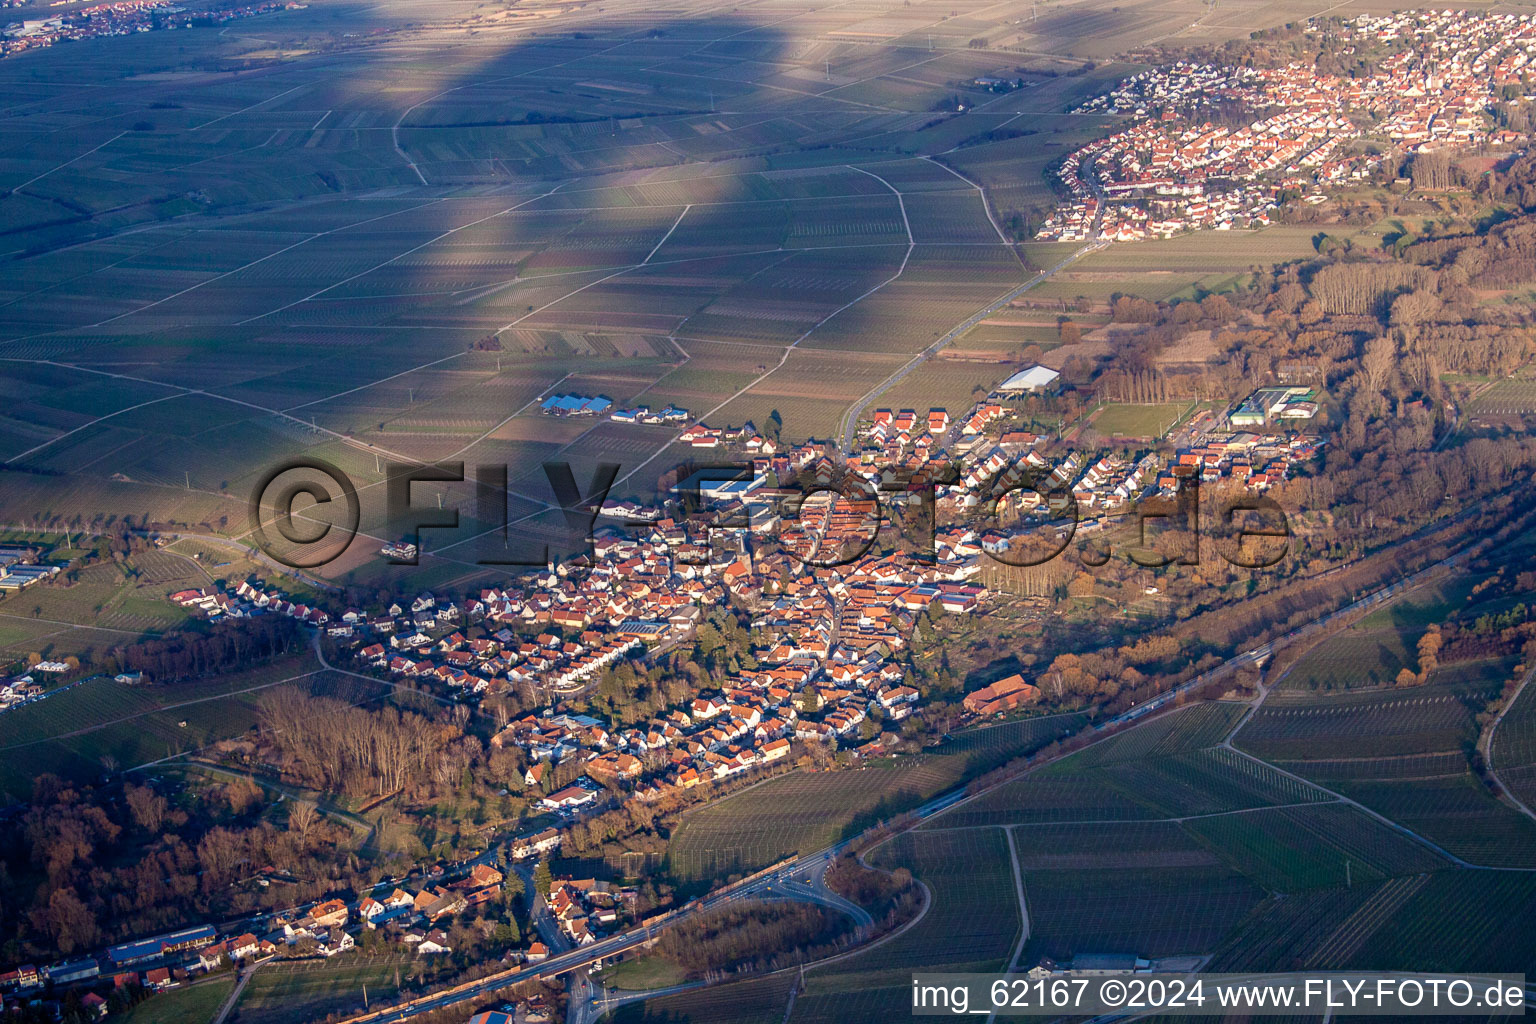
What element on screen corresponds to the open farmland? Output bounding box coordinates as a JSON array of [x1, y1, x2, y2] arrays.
[[121, 977, 234, 1024], [1491, 675, 1536, 811], [1469, 377, 1536, 419], [1234, 675, 1536, 868], [605, 974, 794, 1024], [1237, 676, 1500, 762], [1212, 869, 1536, 975], [0, 659, 374, 798], [665, 713, 1083, 882], [1275, 573, 1492, 692], [1182, 803, 1448, 891], [788, 827, 1021, 1024]]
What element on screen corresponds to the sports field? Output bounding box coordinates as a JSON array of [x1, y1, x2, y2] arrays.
[[1088, 402, 1190, 439]]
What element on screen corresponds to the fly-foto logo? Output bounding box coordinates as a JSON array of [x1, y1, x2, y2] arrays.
[[247, 455, 1290, 572]]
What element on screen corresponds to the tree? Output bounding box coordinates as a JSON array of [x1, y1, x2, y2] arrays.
[[288, 800, 320, 845], [1416, 624, 1442, 682], [533, 860, 553, 900], [38, 888, 98, 954], [126, 784, 167, 832]]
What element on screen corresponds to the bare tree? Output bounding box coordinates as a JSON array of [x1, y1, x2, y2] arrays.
[[288, 799, 320, 845]]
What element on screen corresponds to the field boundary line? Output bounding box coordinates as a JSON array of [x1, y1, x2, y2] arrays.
[[987, 826, 1030, 1023], [1219, 742, 1525, 871], [9, 131, 125, 193], [0, 667, 324, 751], [917, 797, 1348, 834], [611, 166, 917, 492], [239, 182, 573, 326], [922, 155, 1026, 270], [1485, 662, 1536, 824], [644, 205, 692, 264]]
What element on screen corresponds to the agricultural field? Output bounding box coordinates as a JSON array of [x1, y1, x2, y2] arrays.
[[666, 713, 1084, 882], [605, 973, 794, 1024], [1274, 572, 1495, 693], [885, 692, 1522, 972], [0, 550, 209, 664], [925, 703, 1306, 828], [1182, 803, 1448, 892], [0, 657, 362, 798], [121, 978, 235, 1024], [1491, 676, 1536, 811], [1237, 676, 1500, 762], [789, 828, 1021, 1024], [1468, 377, 1536, 420], [1022, 862, 1262, 961], [228, 953, 414, 1024], [1212, 869, 1536, 975], [1234, 675, 1536, 869]]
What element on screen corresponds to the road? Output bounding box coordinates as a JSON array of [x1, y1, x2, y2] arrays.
[[745, 857, 872, 932], [571, 974, 703, 1024], [1484, 662, 1536, 824]]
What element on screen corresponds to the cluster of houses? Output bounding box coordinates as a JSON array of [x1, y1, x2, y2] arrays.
[[292, 439, 1002, 801], [1039, 12, 1536, 242], [1, 0, 297, 57], [0, 673, 42, 712], [676, 421, 775, 453], [170, 580, 330, 626], [608, 404, 689, 426], [544, 878, 634, 946], [1155, 431, 1324, 493], [0, 864, 526, 1015]]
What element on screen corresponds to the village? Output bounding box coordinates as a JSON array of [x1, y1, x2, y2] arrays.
[[1036, 10, 1536, 241], [0, 0, 299, 57], [0, 857, 572, 1022], [0, 368, 1325, 1021]]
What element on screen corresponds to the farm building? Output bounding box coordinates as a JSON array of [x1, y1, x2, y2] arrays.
[[540, 393, 612, 416], [963, 674, 1041, 715], [0, 562, 58, 591], [997, 365, 1061, 394]]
